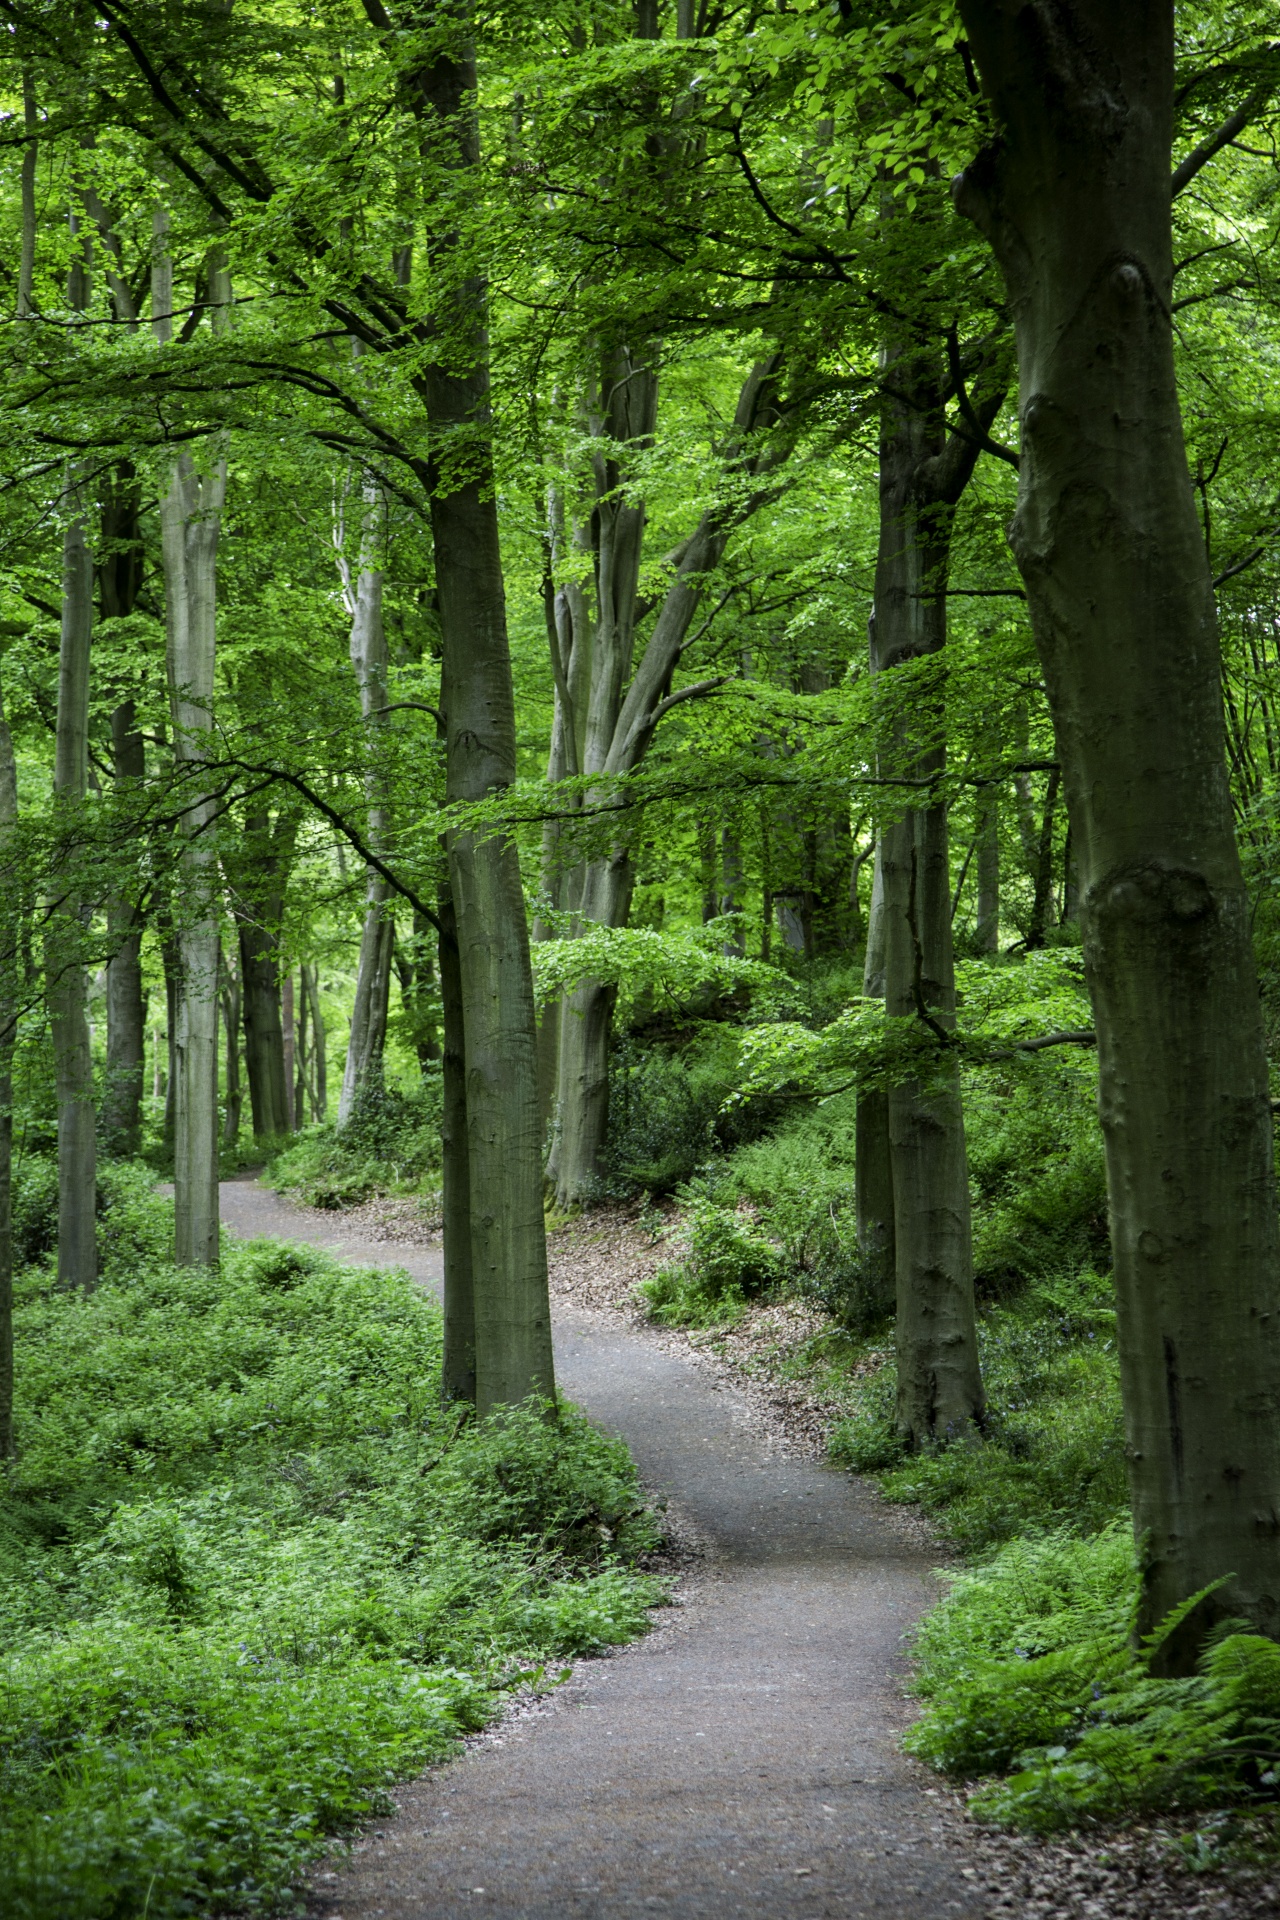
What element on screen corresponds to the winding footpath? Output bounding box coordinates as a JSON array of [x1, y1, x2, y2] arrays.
[[219, 1178, 983, 1920]]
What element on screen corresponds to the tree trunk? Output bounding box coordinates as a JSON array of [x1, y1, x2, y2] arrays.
[[1026, 765, 1061, 950], [393, 913, 441, 1076], [155, 220, 224, 1266], [339, 884, 393, 1127], [549, 358, 789, 1204], [0, 683, 18, 1455], [304, 963, 327, 1120], [219, 944, 242, 1147], [957, 0, 1280, 1651], [554, 851, 632, 1209], [872, 343, 986, 1450], [854, 847, 896, 1318], [99, 468, 146, 1160], [418, 26, 554, 1413], [282, 970, 296, 1127], [239, 918, 290, 1137], [233, 814, 295, 1141], [49, 481, 96, 1293], [49, 212, 96, 1293], [336, 482, 395, 1126], [161, 925, 179, 1157], [438, 886, 475, 1404]]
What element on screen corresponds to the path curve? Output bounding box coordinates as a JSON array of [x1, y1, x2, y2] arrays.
[[219, 1178, 982, 1920]]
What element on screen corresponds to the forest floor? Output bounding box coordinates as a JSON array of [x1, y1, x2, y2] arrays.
[[220, 1179, 1279, 1920]]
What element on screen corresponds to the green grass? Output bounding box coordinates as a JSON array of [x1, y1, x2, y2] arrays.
[[0, 1182, 662, 1919]]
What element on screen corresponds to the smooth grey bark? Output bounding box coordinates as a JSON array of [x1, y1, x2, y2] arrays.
[[552, 359, 789, 1205], [282, 972, 296, 1128], [155, 222, 225, 1266], [0, 685, 18, 1456], [854, 847, 895, 1319], [534, 478, 593, 1156], [957, 0, 1280, 1649], [99, 471, 146, 1159], [416, 22, 553, 1413], [438, 886, 475, 1404], [336, 483, 394, 1126], [304, 962, 327, 1121], [46, 208, 96, 1292], [872, 344, 988, 1449], [50, 479, 96, 1295]]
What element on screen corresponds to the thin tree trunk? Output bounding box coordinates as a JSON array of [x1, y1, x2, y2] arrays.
[[550, 361, 790, 1203], [304, 964, 327, 1120], [239, 917, 290, 1137], [219, 943, 242, 1147], [438, 886, 475, 1404], [339, 885, 393, 1127], [99, 468, 146, 1160], [872, 337, 988, 1450], [393, 913, 442, 1076], [958, 0, 1280, 1651], [282, 971, 296, 1128], [161, 927, 179, 1156], [854, 846, 895, 1319], [417, 23, 554, 1412], [233, 814, 294, 1140], [0, 683, 18, 1456], [49, 216, 96, 1293], [336, 482, 394, 1126]]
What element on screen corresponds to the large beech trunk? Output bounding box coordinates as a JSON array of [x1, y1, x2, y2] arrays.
[[49, 486, 96, 1292], [155, 228, 225, 1267], [957, 0, 1280, 1648], [418, 29, 553, 1414]]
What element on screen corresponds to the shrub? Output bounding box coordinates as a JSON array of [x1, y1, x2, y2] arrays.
[[268, 1076, 443, 1209], [639, 1199, 783, 1326], [0, 1219, 663, 1918], [906, 1526, 1280, 1835]]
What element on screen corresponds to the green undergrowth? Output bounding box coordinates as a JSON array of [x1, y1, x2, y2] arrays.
[[829, 1264, 1127, 1553], [1, 1204, 662, 1919], [907, 1526, 1280, 1841], [267, 1078, 443, 1209]]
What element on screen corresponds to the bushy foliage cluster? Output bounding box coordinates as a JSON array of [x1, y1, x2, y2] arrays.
[[0, 1224, 661, 1919], [638, 1199, 784, 1325], [267, 1077, 444, 1210], [907, 1527, 1280, 1836]]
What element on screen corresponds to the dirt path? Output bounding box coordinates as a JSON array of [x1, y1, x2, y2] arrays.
[[219, 1177, 981, 1919]]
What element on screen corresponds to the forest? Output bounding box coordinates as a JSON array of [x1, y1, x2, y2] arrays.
[[3, 2, 1280, 1916]]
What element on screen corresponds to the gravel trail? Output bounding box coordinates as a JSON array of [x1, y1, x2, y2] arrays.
[[218, 1176, 980, 1920]]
